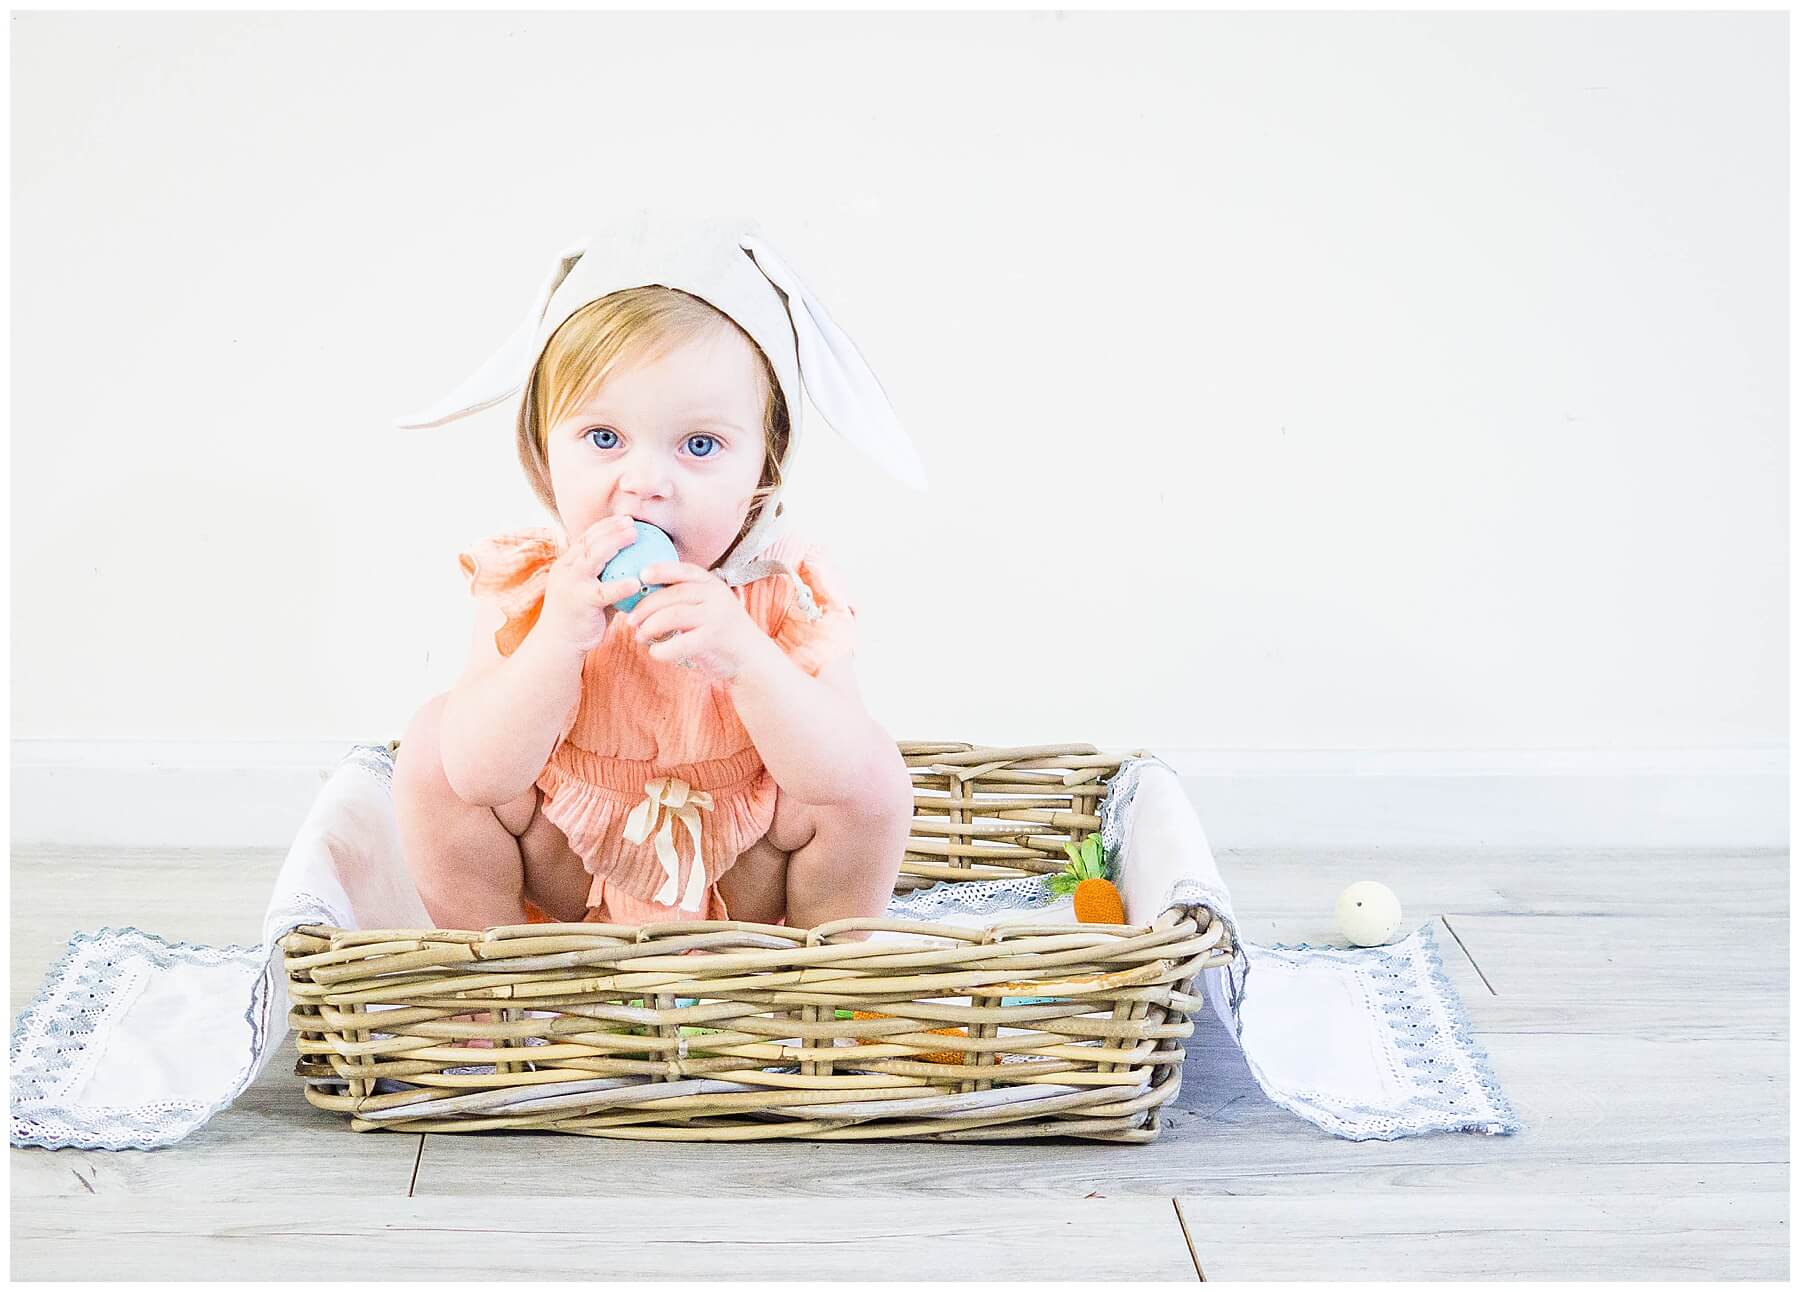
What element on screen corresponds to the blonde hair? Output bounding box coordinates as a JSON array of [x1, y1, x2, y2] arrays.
[[518, 286, 790, 565]]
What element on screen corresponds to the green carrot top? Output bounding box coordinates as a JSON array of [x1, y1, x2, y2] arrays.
[[1047, 834, 1110, 897]]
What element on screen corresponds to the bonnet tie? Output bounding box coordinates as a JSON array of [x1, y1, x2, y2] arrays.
[[716, 556, 822, 623], [622, 776, 715, 912]]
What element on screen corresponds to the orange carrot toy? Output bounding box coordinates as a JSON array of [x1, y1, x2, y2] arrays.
[[844, 1010, 966, 1064], [1050, 835, 1126, 924]]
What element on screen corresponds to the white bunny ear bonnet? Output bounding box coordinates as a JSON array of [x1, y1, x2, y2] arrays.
[[394, 208, 927, 590]]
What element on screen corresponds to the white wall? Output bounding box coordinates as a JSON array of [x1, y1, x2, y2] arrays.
[[11, 11, 1787, 845]]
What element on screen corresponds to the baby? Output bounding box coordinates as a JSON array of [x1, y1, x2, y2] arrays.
[[391, 224, 917, 938]]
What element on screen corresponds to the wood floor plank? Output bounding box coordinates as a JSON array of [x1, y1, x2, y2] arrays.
[[1443, 907, 1788, 1046], [9, 1195, 1200, 1281], [1215, 847, 1787, 919], [1443, 912, 1787, 1003], [408, 1122, 1793, 1202], [10, 1033, 422, 1199], [1447, 998, 1787, 1040], [1179, 1190, 1789, 1279], [1180, 1019, 1787, 1166], [11, 842, 1787, 1264], [1183, 1160, 1789, 1198]]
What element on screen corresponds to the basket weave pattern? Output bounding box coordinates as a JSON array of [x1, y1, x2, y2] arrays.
[[286, 742, 1232, 1142]]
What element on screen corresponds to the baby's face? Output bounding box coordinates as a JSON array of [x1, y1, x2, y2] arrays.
[[544, 324, 768, 570]]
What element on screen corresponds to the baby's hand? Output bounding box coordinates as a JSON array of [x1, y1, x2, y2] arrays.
[[625, 562, 771, 682], [536, 516, 643, 656]]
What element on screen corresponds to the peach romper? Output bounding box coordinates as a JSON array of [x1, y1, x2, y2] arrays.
[[457, 528, 856, 926]]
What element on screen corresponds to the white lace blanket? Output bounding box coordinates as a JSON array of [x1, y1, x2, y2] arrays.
[[9, 747, 1520, 1149]]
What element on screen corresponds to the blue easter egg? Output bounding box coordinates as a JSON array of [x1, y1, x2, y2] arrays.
[[601, 520, 679, 611]]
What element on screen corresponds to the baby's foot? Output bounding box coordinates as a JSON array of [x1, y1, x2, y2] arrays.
[[445, 1010, 497, 1049]]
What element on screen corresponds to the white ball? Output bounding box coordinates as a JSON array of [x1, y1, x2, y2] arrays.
[[1336, 881, 1404, 947]]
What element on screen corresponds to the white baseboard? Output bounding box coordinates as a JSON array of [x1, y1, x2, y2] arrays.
[[8, 741, 1789, 850], [1157, 747, 1789, 849], [10, 741, 370, 850]]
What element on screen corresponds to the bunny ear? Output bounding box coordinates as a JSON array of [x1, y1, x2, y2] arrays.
[[739, 234, 928, 491], [393, 239, 590, 429]]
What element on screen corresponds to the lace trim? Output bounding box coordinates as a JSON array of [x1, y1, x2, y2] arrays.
[[883, 876, 1067, 918], [1239, 922, 1523, 1139], [9, 928, 267, 1151], [342, 742, 395, 788]]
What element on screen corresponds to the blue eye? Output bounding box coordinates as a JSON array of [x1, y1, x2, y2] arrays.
[[586, 428, 618, 449], [686, 434, 719, 457]]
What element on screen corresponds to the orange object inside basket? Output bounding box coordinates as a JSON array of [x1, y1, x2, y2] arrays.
[[852, 1009, 966, 1064]]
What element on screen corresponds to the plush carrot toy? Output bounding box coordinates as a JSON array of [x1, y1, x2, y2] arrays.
[[1050, 834, 1127, 924]]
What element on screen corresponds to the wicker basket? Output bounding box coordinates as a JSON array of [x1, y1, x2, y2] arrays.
[[284, 741, 1233, 1142]]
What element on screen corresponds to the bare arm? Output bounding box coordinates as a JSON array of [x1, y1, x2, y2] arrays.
[[725, 638, 906, 808], [439, 598, 587, 806]]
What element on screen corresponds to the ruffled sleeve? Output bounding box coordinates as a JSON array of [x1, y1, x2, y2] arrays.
[[457, 527, 565, 658], [768, 544, 857, 677]]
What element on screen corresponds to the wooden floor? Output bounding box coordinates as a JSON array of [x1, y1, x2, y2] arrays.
[[9, 839, 1789, 1280]]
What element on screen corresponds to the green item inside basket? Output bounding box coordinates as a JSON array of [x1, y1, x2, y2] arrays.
[[616, 996, 720, 1037]]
